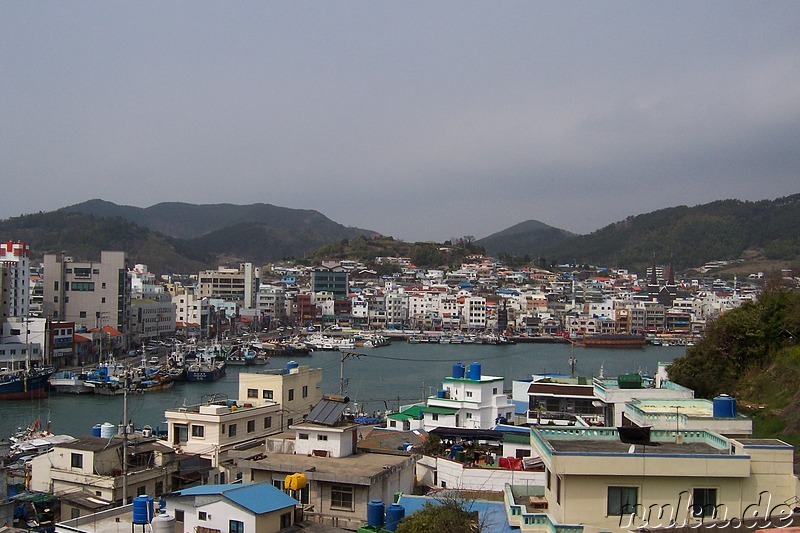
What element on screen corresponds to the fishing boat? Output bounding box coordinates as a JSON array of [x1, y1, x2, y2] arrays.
[[48, 370, 93, 394], [186, 352, 227, 382], [579, 334, 647, 348], [0, 367, 53, 400]]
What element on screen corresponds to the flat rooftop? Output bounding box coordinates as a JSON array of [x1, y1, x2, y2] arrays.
[[549, 439, 729, 455], [239, 451, 414, 485], [533, 427, 733, 456]]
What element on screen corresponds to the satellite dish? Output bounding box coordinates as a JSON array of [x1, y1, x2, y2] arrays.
[[628, 444, 636, 454]]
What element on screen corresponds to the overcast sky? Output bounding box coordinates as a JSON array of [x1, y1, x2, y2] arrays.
[[2, 2, 799, 242]]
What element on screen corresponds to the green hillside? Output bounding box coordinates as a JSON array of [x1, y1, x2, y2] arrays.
[[668, 284, 800, 454]]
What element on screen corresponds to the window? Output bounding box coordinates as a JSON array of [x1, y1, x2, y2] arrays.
[[302, 385, 308, 398], [137, 486, 146, 496], [229, 519, 244, 533], [247, 420, 255, 433], [431, 413, 439, 421], [288, 388, 294, 401], [466, 391, 473, 397], [199, 511, 207, 521], [318, 434, 328, 441], [465, 412, 472, 419], [191, 425, 205, 438], [299, 433, 309, 440], [247, 388, 258, 399], [264, 416, 272, 429], [331, 485, 354, 510], [263, 389, 273, 400], [228, 424, 237, 437], [71, 508, 80, 519], [692, 488, 717, 518], [175, 509, 184, 522], [79, 311, 87, 318], [546, 469, 551, 490], [155, 481, 163, 496], [71, 453, 83, 469], [607, 486, 638, 516]]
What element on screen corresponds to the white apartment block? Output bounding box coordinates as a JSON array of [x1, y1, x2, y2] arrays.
[[0, 241, 31, 319], [425, 363, 514, 430], [461, 296, 486, 330]]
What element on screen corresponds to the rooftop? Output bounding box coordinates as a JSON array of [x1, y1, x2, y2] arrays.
[[235, 451, 414, 485], [532, 427, 733, 457], [170, 482, 297, 514]]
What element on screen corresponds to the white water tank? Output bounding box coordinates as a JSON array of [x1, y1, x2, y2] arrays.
[[151, 513, 175, 533], [100, 422, 116, 439]]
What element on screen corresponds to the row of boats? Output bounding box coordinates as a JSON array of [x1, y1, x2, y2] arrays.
[[407, 333, 515, 345], [47, 349, 228, 395]]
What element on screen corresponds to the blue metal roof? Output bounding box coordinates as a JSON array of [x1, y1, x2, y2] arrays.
[[171, 483, 297, 515]]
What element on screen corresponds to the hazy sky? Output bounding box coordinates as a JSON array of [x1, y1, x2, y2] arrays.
[[2, 2, 799, 242]]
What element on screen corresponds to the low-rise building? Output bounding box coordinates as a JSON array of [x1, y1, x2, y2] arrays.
[[164, 482, 298, 533], [529, 426, 798, 531], [237, 362, 323, 431], [29, 435, 177, 519]]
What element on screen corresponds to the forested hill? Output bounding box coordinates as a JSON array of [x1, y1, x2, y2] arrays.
[[668, 286, 800, 453], [483, 195, 800, 271]]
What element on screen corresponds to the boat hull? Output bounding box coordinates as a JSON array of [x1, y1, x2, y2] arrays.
[[0, 370, 52, 400]]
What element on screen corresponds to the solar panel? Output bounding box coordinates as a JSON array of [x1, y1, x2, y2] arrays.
[[307, 398, 348, 426]]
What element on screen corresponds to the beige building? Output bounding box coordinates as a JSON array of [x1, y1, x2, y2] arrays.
[[524, 426, 798, 531], [624, 397, 753, 437], [30, 435, 177, 519], [198, 263, 260, 309], [237, 363, 323, 431], [163, 400, 283, 483], [42, 251, 130, 335], [232, 413, 415, 531]]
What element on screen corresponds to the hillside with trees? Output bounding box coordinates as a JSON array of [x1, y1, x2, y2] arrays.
[[668, 282, 800, 451]]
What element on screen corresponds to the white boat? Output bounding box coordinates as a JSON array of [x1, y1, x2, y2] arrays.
[[48, 370, 93, 394]]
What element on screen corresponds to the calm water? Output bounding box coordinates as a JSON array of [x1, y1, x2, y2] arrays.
[[0, 341, 686, 439]]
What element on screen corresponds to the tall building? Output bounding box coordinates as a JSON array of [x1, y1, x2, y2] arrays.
[[0, 241, 31, 320], [198, 263, 260, 309], [311, 266, 349, 300], [42, 251, 130, 337]]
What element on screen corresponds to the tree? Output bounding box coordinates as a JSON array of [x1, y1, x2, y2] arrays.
[[396, 496, 485, 533], [669, 287, 800, 398]]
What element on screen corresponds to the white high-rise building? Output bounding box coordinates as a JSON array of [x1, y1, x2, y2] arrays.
[[0, 241, 31, 320]]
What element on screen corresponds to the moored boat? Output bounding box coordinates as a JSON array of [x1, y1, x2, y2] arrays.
[[579, 334, 647, 348], [0, 367, 54, 400], [48, 370, 93, 394]]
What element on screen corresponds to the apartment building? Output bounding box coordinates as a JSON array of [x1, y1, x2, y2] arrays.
[[529, 427, 797, 531], [42, 251, 130, 335], [0, 241, 31, 319], [198, 263, 260, 309]]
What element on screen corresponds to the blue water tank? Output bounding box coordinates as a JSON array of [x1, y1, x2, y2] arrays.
[[385, 503, 406, 531], [452, 363, 465, 379], [286, 361, 299, 374], [132, 496, 154, 524], [367, 500, 385, 527], [469, 362, 481, 380], [437, 389, 445, 398], [713, 394, 737, 418], [92, 424, 102, 437]]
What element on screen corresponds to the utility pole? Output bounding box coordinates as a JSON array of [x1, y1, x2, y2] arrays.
[[339, 351, 364, 396], [122, 372, 129, 504]]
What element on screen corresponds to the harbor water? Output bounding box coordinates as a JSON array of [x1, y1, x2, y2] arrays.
[[0, 341, 686, 440]]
